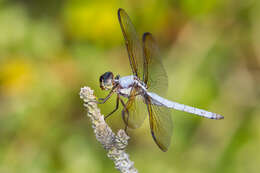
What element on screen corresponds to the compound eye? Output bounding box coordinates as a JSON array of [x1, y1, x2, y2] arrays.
[[100, 72, 112, 82], [99, 72, 114, 90]]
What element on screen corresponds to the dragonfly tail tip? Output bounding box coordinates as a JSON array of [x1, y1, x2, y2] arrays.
[[217, 114, 224, 120]]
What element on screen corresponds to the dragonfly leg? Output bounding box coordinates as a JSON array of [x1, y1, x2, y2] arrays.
[[120, 98, 129, 134], [95, 89, 114, 104], [105, 95, 120, 119], [122, 84, 140, 133]]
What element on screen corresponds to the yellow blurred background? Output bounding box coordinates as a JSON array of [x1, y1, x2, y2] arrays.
[[0, 0, 259, 172]]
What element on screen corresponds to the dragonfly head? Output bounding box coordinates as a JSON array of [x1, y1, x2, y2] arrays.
[[99, 72, 114, 90]]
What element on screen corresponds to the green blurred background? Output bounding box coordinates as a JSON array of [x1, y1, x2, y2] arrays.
[[0, 0, 259, 172]]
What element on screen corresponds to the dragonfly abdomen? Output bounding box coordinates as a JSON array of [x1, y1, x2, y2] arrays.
[[147, 92, 223, 120]]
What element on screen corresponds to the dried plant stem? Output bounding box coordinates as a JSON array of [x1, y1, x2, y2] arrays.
[[79, 87, 138, 173]]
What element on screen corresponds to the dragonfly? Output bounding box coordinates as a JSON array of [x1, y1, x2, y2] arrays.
[[97, 8, 224, 152]]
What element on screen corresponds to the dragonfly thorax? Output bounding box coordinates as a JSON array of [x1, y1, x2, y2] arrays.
[[116, 75, 147, 97], [118, 75, 135, 88]]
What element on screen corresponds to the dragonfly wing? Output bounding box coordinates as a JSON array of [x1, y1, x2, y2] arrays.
[[118, 8, 144, 78], [146, 98, 173, 151], [122, 89, 147, 129], [143, 32, 168, 96]]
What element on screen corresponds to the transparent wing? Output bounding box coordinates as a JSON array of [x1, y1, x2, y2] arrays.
[[146, 98, 173, 152], [118, 8, 144, 78], [143, 32, 168, 96], [122, 89, 147, 129]]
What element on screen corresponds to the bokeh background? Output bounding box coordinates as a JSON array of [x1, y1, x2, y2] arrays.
[[0, 0, 259, 172]]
